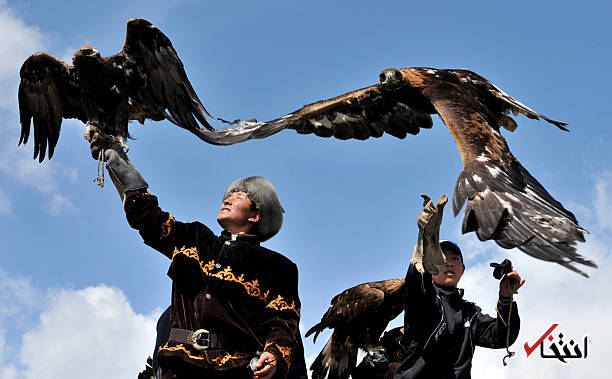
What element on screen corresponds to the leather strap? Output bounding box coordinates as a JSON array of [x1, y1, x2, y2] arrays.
[[169, 328, 235, 351]]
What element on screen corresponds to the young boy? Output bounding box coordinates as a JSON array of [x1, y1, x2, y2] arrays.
[[395, 197, 525, 379]]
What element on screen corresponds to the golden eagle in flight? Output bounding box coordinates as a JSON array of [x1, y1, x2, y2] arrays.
[[18, 18, 213, 162], [306, 278, 405, 379], [196, 67, 596, 276]]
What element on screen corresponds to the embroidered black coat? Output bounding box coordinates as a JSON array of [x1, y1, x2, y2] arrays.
[[394, 264, 520, 379], [124, 192, 301, 377]]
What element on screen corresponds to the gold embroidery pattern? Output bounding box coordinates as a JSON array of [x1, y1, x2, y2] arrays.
[[266, 295, 300, 316], [201, 260, 216, 273], [172, 246, 200, 261], [276, 345, 292, 367], [201, 260, 270, 302], [159, 343, 248, 366], [211, 352, 250, 366], [161, 214, 176, 239], [178, 257, 294, 309], [264, 342, 292, 367], [158, 343, 205, 361]]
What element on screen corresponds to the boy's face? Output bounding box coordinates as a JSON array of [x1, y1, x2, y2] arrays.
[[432, 250, 465, 287]]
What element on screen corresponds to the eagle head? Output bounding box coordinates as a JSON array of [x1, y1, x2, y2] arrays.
[[73, 45, 100, 62], [378, 69, 403, 87]]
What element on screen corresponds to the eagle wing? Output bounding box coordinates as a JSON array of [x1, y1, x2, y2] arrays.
[[307, 278, 405, 379], [196, 84, 433, 145], [114, 18, 214, 133], [18, 53, 86, 162], [193, 66, 593, 275], [306, 280, 386, 343], [450, 69, 568, 130], [422, 80, 595, 276]]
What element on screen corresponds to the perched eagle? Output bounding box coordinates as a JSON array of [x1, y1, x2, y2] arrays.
[[306, 278, 405, 379], [195, 67, 596, 276], [18, 18, 213, 162]]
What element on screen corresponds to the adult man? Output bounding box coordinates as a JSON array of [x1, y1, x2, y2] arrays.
[[395, 196, 525, 379], [90, 134, 303, 378]]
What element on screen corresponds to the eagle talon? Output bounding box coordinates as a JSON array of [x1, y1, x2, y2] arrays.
[[84, 124, 100, 142], [112, 136, 129, 152]]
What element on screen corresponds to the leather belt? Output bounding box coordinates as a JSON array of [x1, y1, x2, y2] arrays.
[[169, 328, 223, 351]]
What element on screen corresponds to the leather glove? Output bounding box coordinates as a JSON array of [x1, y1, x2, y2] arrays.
[[88, 131, 148, 201], [411, 194, 448, 275]]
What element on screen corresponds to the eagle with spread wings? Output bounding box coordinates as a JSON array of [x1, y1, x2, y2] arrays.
[[18, 18, 213, 162], [307, 278, 406, 379], [194, 67, 596, 276]]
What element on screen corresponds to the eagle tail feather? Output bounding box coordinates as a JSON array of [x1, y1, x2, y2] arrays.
[[185, 116, 289, 146], [453, 159, 595, 276], [310, 336, 353, 379]]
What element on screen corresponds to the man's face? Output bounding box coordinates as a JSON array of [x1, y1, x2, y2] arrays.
[[217, 191, 259, 233], [432, 250, 465, 287]]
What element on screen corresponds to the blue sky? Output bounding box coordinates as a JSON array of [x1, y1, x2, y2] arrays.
[[0, 1, 611, 377]]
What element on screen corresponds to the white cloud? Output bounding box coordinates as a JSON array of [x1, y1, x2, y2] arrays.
[[0, 2, 81, 215], [0, 188, 10, 214], [594, 171, 612, 233], [0, 335, 18, 379], [305, 350, 318, 379], [0, 145, 63, 194], [0, 277, 160, 379], [0, 270, 40, 379], [18, 285, 159, 379], [0, 1, 44, 111], [62, 164, 80, 183], [0, 122, 82, 216], [454, 232, 494, 263], [59, 46, 76, 64], [0, 269, 39, 321], [0, 269, 160, 379], [45, 194, 77, 215]]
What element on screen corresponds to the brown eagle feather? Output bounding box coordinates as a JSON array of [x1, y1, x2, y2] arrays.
[[201, 67, 594, 276], [18, 18, 213, 162], [306, 278, 405, 379]]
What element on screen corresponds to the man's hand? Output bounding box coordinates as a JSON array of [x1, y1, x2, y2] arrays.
[[500, 270, 526, 298], [253, 351, 277, 379]]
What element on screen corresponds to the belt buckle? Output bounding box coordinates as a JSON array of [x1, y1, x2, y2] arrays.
[[190, 328, 210, 350]]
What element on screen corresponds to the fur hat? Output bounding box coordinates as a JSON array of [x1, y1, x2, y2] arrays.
[[223, 176, 283, 241]]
